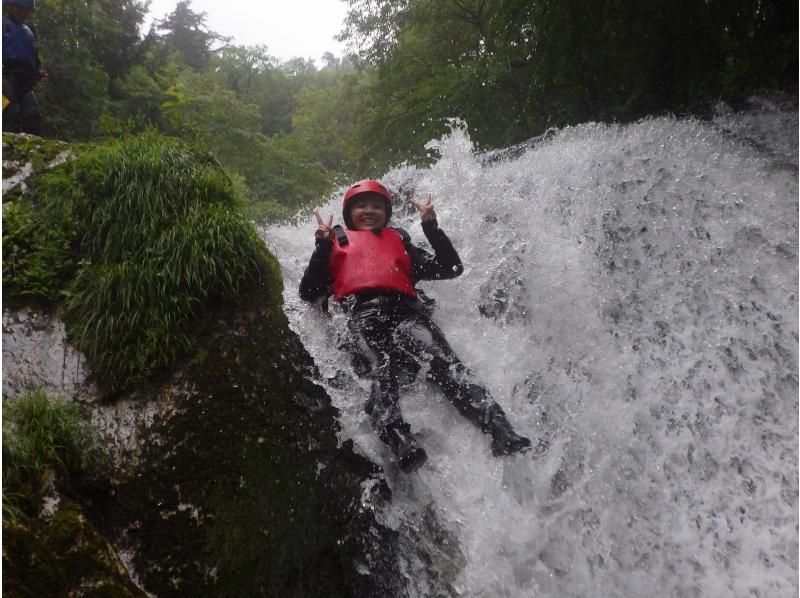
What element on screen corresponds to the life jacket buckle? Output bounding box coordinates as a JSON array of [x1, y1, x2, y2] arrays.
[[332, 224, 349, 246]]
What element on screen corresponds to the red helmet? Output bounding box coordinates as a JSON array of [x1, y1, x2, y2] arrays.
[[342, 179, 392, 229]]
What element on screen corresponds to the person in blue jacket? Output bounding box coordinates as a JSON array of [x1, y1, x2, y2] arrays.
[[3, 0, 46, 135], [299, 179, 532, 472]]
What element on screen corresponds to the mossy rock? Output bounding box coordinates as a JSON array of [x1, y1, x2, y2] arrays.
[[2, 133, 72, 201], [89, 284, 403, 597], [2, 499, 146, 597], [2, 132, 281, 394]]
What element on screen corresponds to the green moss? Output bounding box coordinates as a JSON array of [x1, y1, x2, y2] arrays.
[[2, 390, 103, 520], [2, 199, 77, 305], [1, 393, 142, 596], [2, 132, 283, 394], [2, 133, 71, 171], [2, 501, 146, 597], [1, 180, 24, 204]]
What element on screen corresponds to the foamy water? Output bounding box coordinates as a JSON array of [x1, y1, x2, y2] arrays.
[[262, 99, 798, 597]]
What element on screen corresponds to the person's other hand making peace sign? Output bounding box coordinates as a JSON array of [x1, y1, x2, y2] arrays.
[[409, 194, 436, 222]]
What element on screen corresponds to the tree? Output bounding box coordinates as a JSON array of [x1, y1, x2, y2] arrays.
[[210, 46, 295, 135], [93, 0, 149, 81], [31, 0, 151, 139], [337, 0, 797, 168], [214, 45, 277, 98], [33, 0, 146, 139], [159, 68, 262, 160], [154, 0, 227, 70], [292, 73, 359, 175]]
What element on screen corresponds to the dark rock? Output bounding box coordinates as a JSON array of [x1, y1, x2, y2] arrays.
[[2, 499, 147, 597], [88, 284, 403, 597]]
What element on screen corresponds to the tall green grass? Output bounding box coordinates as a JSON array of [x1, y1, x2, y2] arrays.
[[2, 199, 76, 303], [2, 391, 103, 521], [3, 133, 281, 392]]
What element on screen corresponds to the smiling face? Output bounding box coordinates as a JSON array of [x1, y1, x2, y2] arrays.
[[348, 194, 388, 230]]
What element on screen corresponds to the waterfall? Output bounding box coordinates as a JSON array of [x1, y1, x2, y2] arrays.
[[261, 98, 798, 597]]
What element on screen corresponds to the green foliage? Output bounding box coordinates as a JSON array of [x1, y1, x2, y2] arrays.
[[245, 133, 336, 214], [2, 135, 78, 306], [58, 134, 279, 391], [160, 70, 264, 159], [292, 74, 360, 174], [21, 0, 796, 216], [2, 390, 103, 521], [158, 70, 320, 217], [1, 200, 76, 305], [108, 64, 170, 133], [154, 0, 228, 71], [32, 0, 147, 139], [339, 0, 798, 163], [3, 133, 281, 393], [210, 45, 295, 136]]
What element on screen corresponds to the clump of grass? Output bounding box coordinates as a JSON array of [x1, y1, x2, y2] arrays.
[[4, 133, 282, 393], [2, 390, 103, 521], [2, 137, 79, 306], [59, 134, 280, 390], [2, 200, 77, 305]]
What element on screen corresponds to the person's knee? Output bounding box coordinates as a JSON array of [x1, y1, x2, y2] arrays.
[[427, 355, 464, 383], [21, 109, 40, 135], [3, 106, 22, 132], [366, 401, 404, 438], [17, 91, 40, 135], [3, 85, 21, 132]]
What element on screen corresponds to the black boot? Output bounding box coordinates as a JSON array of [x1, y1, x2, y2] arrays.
[[486, 406, 532, 456], [384, 425, 428, 473]]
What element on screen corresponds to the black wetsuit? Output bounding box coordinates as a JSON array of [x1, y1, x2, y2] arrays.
[[299, 220, 523, 456]]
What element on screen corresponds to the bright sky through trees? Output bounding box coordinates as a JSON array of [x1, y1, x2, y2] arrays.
[[144, 0, 349, 62]]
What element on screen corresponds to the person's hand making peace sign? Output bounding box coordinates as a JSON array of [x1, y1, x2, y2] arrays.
[[313, 210, 334, 241], [409, 194, 437, 223]]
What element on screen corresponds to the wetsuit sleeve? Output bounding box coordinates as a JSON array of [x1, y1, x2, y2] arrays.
[[404, 220, 464, 282], [298, 238, 333, 301]]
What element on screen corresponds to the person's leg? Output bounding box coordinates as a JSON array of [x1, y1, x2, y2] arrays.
[[19, 89, 41, 135], [348, 309, 427, 471], [2, 75, 22, 133], [397, 313, 532, 455]]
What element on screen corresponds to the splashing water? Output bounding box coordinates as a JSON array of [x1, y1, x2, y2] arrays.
[[262, 99, 798, 597]]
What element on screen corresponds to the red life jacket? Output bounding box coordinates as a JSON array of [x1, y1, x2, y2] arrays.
[[330, 228, 417, 300]]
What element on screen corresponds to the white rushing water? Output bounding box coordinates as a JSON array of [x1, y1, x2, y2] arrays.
[[262, 98, 798, 598]]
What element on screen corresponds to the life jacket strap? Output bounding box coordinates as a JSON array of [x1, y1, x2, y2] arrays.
[[332, 224, 349, 246]]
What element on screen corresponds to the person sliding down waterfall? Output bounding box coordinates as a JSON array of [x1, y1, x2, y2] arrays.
[[299, 179, 532, 473]]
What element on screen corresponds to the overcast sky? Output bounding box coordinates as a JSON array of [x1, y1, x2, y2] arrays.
[[144, 0, 350, 62]]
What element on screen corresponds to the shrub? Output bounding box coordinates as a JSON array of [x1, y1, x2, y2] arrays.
[[2, 390, 103, 521], [1, 200, 76, 304], [3, 133, 282, 393]]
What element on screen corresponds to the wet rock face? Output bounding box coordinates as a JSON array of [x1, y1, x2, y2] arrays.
[[2, 134, 70, 202], [89, 286, 403, 598], [2, 307, 97, 402], [1, 298, 403, 597], [2, 286, 403, 597], [2, 499, 148, 597]]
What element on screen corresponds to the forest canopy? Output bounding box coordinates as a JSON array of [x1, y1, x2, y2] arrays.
[[22, 0, 799, 221]]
